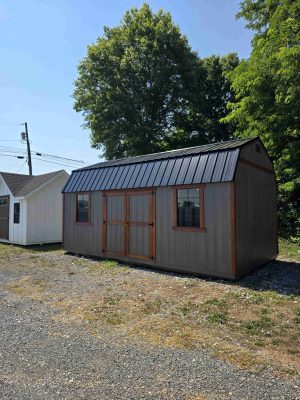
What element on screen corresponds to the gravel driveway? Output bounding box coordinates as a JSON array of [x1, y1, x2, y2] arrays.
[[0, 247, 299, 400]]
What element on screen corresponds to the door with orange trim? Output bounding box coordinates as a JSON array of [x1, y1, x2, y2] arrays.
[[102, 191, 155, 260]]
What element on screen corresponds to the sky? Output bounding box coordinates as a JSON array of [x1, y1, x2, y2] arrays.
[[0, 0, 253, 175]]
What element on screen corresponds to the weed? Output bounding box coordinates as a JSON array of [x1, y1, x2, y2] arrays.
[[254, 339, 265, 347], [207, 312, 227, 324], [177, 301, 198, 316], [248, 290, 285, 305], [293, 307, 300, 324], [102, 260, 119, 269], [279, 239, 300, 262], [143, 298, 163, 314], [240, 315, 276, 337]]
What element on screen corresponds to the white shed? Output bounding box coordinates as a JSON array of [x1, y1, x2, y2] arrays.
[[0, 170, 69, 245]]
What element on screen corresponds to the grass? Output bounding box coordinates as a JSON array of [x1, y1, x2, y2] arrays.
[[279, 238, 300, 262], [1, 237, 300, 380], [7, 276, 49, 299]]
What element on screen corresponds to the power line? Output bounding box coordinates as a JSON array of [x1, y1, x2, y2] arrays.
[[0, 153, 25, 159], [16, 160, 28, 173], [31, 157, 79, 168], [0, 145, 85, 165], [0, 152, 79, 168]]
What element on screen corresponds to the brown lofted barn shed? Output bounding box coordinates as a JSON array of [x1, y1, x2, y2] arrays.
[[62, 137, 278, 279]]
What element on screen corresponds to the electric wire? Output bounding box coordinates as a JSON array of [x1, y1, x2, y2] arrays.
[[16, 160, 28, 173]]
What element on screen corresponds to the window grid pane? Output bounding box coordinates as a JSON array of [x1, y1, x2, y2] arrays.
[[76, 194, 90, 222], [177, 188, 200, 228], [14, 203, 20, 224]]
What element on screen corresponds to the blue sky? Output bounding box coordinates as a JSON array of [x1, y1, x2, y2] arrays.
[[0, 0, 253, 175]]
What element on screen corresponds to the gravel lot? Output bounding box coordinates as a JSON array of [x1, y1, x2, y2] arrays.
[[0, 246, 299, 400]]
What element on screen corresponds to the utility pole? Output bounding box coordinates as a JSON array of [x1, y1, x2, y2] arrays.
[[21, 122, 33, 175]]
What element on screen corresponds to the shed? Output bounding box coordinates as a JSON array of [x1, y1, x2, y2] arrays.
[[62, 137, 277, 279], [0, 170, 69, 245]]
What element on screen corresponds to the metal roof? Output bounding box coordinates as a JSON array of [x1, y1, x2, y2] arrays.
[[63, 138, 255, 193], [0, 170, 66, 197]]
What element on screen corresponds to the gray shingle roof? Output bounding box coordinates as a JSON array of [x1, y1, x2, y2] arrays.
[[0, 170, 65, 197]]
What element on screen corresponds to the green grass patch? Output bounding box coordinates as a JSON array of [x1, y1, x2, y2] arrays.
[[279, 238, 300, 262], [207, 312, 228, 324], [293, 307, 300, 324], [204, 298, 228, 325], [240, 308, 277, 337]]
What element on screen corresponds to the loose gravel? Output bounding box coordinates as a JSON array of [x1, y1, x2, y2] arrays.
[[0, 248, 299, 400]]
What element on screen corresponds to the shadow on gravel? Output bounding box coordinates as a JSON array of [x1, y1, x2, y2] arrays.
[[65, 250, 300, 296], [116, 259, 300, 297], [27, 243, 63, 252], [237, 260, 300, 296]]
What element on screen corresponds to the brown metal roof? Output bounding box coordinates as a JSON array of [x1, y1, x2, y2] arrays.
[[0, 170, 65, 197], [63, 138, 256, 193]]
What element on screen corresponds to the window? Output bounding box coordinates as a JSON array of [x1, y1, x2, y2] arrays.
[[174, 186, 205, 231], [0, 197, 8, 206], [76, 194, 90, 223], [176, 188, 200, 227], [14, 203, 20, 224]]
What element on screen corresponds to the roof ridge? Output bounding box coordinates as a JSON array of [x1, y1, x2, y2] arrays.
[[77, 137, 255, 172], [0, 170, 65, 197]]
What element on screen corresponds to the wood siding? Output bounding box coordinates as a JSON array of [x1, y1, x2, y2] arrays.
[[235, 144, 278, 276], [63, 182, 233, 279], [239, 140, 274, 171], [26, 173, 68, 244], [64, 192, 103, 257], [155, 183, 232, 278]]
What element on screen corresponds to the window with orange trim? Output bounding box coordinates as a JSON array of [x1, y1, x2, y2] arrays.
[[176, 188, 200, 227], [76, 194, 90, 223], [173, 186, 205, 231]]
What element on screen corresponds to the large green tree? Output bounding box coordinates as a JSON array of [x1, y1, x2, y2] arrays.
[[73, 4, 238, 159], [203, 53, 239, 142], [165, 53, 239, 149], [223, 0, 300, 240], [73, 4, 204, 159]]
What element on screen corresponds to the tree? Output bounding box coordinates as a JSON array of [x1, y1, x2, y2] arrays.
[[203, 53, 239, 142], [73, 4, 206, 159], [223, 0, 300, 240], [73, 4, 238, 159]]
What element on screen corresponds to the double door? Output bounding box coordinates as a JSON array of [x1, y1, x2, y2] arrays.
[[102, 191, 155, 260]]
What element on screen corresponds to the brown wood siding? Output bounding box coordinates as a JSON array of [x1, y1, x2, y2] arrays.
[[63, 192, 102, 257], [235, 160, 277, 277], [239, 140, 274, 172], [63, 183, 233, 279], [155, 183, 233, 278]]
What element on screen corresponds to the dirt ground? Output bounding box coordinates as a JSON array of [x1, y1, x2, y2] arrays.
[[0, 243, 299, 399]]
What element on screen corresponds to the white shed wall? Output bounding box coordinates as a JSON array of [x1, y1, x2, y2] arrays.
[[25, 173, 68, 244]]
